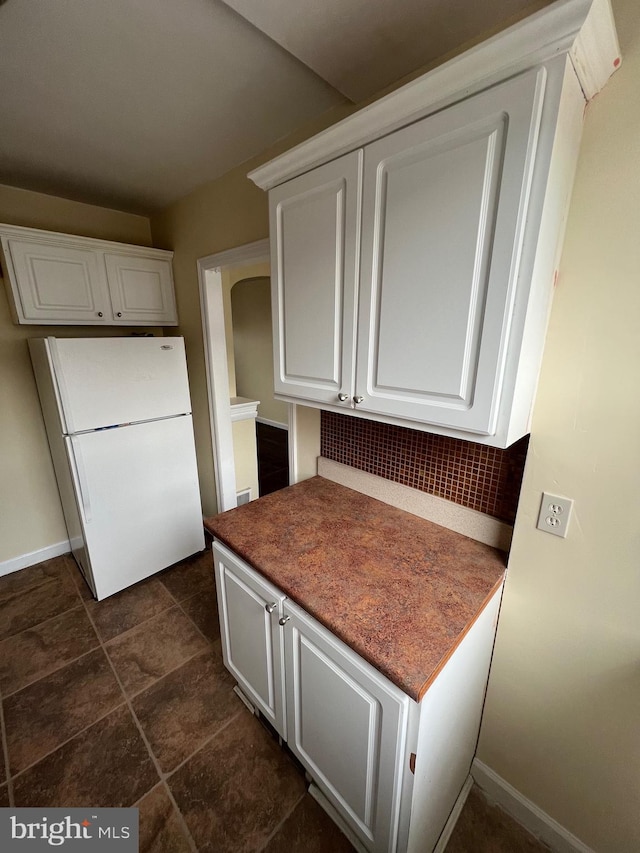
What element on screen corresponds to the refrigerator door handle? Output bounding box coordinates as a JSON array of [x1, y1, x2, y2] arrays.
[[69, 436, 93, 524]]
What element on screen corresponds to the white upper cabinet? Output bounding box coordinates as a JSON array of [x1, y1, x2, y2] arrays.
[[105, 253, 177, 325], [251, 0, 620, 447], [3, 238, 112, 324], [270, 150, 362, 406], [355, 69, 544, 435], [0, 224, 177, 326]]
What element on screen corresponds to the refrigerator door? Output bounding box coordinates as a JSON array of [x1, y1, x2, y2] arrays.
[[66, 415, 204, 600], [49, 336, 192, 433]]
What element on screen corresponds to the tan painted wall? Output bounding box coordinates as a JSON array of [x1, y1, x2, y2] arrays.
[[477, 1, 640, 850], [231, 418, 259, 501], [0, 184, 153, 564], [231, 275, 289, 426], [151, 105, 352, 516]]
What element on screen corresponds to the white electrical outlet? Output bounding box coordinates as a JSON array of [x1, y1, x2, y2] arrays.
[[536, 492, 574, 538]]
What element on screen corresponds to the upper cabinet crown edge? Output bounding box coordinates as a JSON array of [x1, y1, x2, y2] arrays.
[[248, 0, 620, 192]]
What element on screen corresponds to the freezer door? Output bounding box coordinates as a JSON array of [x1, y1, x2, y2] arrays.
[[48, 336, 192, 432], [66, 415, 204, 600]]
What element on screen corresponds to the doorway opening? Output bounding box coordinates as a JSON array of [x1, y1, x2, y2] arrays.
[[230, 274, 289, 496], [198, 240, 299, 512]]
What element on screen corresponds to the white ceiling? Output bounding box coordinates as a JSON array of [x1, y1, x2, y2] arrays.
[[0, 0, 548, 215]]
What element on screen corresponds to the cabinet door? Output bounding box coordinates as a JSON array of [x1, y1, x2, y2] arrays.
[[283, 600, 410, 853], [213, 542, 286, 738], [269, 150, 362, 407], [4, 238, 110, 324], [356, 68, 546, 435], [105, 253, 177, 325]]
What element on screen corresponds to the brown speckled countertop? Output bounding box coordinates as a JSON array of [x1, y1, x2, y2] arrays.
[[205, 476, 506, 702]]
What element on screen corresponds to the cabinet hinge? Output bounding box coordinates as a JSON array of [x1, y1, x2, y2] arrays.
[[409, 752, 416, 775]]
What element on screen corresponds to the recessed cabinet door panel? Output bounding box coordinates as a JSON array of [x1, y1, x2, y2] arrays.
[[269, 150, 362, 406], [356, 68, 546, 434], [213, 544, 286, 738], [283, 601, 409, 853], [105, 254, 177, 325], [6, 239, 110, 323]]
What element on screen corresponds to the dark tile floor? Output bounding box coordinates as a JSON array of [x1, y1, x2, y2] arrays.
[[0, 548, 550, 853]]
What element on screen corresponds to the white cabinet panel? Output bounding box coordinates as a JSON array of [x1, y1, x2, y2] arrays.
[[3, 238, 110, 323], [269, 150, 362, 406], [356, 68, 546, 434], [283, 600, 409, 853], [0, 224, 177, 326], [105, 253, 177, 325], [213, 542, 286, 738]]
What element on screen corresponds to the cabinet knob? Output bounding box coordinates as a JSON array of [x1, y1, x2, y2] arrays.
[[353, 395, 364, 404], [97, 311, 103, 317], [116, 311, 122, 317], [278, 615, 290, 626], [265, 602, 277, 614], [337, 393, 349, 402]]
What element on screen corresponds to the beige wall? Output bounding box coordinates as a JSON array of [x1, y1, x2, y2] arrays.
[[0, 184, 152, 564], [231, 418, 259, 501], [477, 1, 640, 850], [151, 104, 352, 517], [231, 275, 289, 426]]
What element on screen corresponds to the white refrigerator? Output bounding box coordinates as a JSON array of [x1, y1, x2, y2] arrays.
[[29, 336, 205, 600]]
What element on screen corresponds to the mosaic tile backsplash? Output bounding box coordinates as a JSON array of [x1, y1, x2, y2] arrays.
[[320, 411, 528, 524]]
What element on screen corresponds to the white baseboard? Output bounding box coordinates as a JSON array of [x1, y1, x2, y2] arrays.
[[256, 417, 288, 430], [471, 759, 595, 853], [433, 775, 474, 853], [0, 540, 71, 578]]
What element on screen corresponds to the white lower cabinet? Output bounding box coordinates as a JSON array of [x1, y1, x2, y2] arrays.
[[213, 539, 503, 853], [213, 543, 287, 739], [283, 599, 410, 853]]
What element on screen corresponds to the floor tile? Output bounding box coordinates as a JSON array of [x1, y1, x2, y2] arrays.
[[0, 555, 73, 605], [105, 606, 208, 696], [158, 549, 215, 601], [263, 792, 355, 852], [180, 586, 220, 643], [137, 784, 192, 853], [132, 645, 239, 773], [4, 648, 124, 775], [0, 784, 9, 807], [444, 787, 551, 853], [87, 577, 174, 642], [168, 709, 306, 853], [0, 606, 99, 697], [66, 561, 95, 603], [13, 705, 159, 809], [0, 562, 80, 641]]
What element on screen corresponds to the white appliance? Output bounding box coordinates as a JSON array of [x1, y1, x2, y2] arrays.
[[29, 336, 205, 600]]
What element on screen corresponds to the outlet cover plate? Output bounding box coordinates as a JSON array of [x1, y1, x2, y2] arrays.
[[537, 492, 574, 538]]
